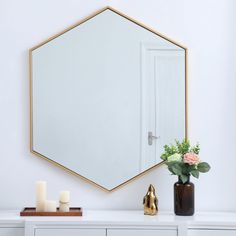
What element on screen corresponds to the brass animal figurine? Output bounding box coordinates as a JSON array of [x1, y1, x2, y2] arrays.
[[143, 184, 158, 215]]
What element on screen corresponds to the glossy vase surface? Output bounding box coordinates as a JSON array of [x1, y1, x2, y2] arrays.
[[174, 176, 194, 216]]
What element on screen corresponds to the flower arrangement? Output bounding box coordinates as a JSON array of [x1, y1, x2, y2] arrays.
[[161, 139, 210, 183]]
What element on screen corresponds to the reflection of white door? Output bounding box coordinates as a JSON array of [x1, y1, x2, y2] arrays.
[[141, 44, 185, 171]]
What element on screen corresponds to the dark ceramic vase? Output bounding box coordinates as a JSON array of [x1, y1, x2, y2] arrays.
[[174, 176, 194, 216]]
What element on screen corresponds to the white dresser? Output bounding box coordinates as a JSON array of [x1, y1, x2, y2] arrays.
[[0, 211, 24, 236], [1, 210, 236, 236]]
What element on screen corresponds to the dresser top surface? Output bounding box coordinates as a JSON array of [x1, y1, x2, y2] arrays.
[[0, 210, 236, 226]]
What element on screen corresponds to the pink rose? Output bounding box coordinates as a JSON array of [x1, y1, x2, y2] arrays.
[[183, 153, 200, 165]]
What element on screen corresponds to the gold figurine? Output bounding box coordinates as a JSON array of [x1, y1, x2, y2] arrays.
[[143, 184, 158, 215]]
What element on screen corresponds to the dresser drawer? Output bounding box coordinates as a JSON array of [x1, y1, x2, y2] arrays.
[[0, 228, 24, 236], [188, 229, 236, 236], [107, 229, 177, 236], [35, 228, 106, 236]]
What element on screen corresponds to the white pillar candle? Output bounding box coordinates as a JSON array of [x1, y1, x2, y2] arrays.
[[36, 181, 47, 212], [45, 200, 57, 212], [59, 191, 70, 202], [59, 191, 70, 212]]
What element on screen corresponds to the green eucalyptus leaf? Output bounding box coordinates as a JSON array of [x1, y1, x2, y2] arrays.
[[197, 162, 211, 173], [161, 153, 168, 161], [191, 169, 199, 178], [181, 163, 189, 175], [180, 175, 188, 183], [167, 162, 182, 176], [167, 165, 175, 175], [188, 164, 197, 172], [172, 165, 182, 176]]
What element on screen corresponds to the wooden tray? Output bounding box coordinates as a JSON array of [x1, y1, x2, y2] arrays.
[[20, 207, 83, 216]]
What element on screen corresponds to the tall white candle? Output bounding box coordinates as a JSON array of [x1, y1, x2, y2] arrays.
[[45, 200, 57, 212], [36, 181, 47, 212], [59, 191, 70, 212]]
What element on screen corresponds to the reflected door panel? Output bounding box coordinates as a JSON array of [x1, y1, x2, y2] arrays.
[[141, 45, 185, 171]]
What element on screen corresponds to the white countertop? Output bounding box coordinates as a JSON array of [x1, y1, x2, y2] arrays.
[[1, 210, 236, 228]]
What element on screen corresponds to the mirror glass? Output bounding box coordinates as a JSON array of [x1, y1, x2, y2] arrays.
[[31, 8, 186, 191]]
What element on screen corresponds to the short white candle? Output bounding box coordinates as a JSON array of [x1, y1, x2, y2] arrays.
[[44, 200, 57, 212], [36, 181, 47, 212], [59, 191, 70, 202], [59, 191, 70, 212]]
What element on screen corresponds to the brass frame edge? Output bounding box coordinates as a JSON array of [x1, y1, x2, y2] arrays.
[[30, 6, 109, 51], [31, 149, 165, 192], [30, 6, 187, 52], [29, 6, 188, 192], [107, 6, 186, 50], [29, 50, 33, 151], [185, 49, 189, 139], [31, 150, 110, 192]]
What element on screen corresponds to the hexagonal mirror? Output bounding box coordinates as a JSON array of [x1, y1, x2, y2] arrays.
[[30, 7, 187, 191]]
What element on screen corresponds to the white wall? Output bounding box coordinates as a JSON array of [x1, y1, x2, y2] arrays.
[[0, 0, 235, 211]]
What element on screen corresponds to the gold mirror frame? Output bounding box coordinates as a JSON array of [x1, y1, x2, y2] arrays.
[[29, 6, 188, 192]]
